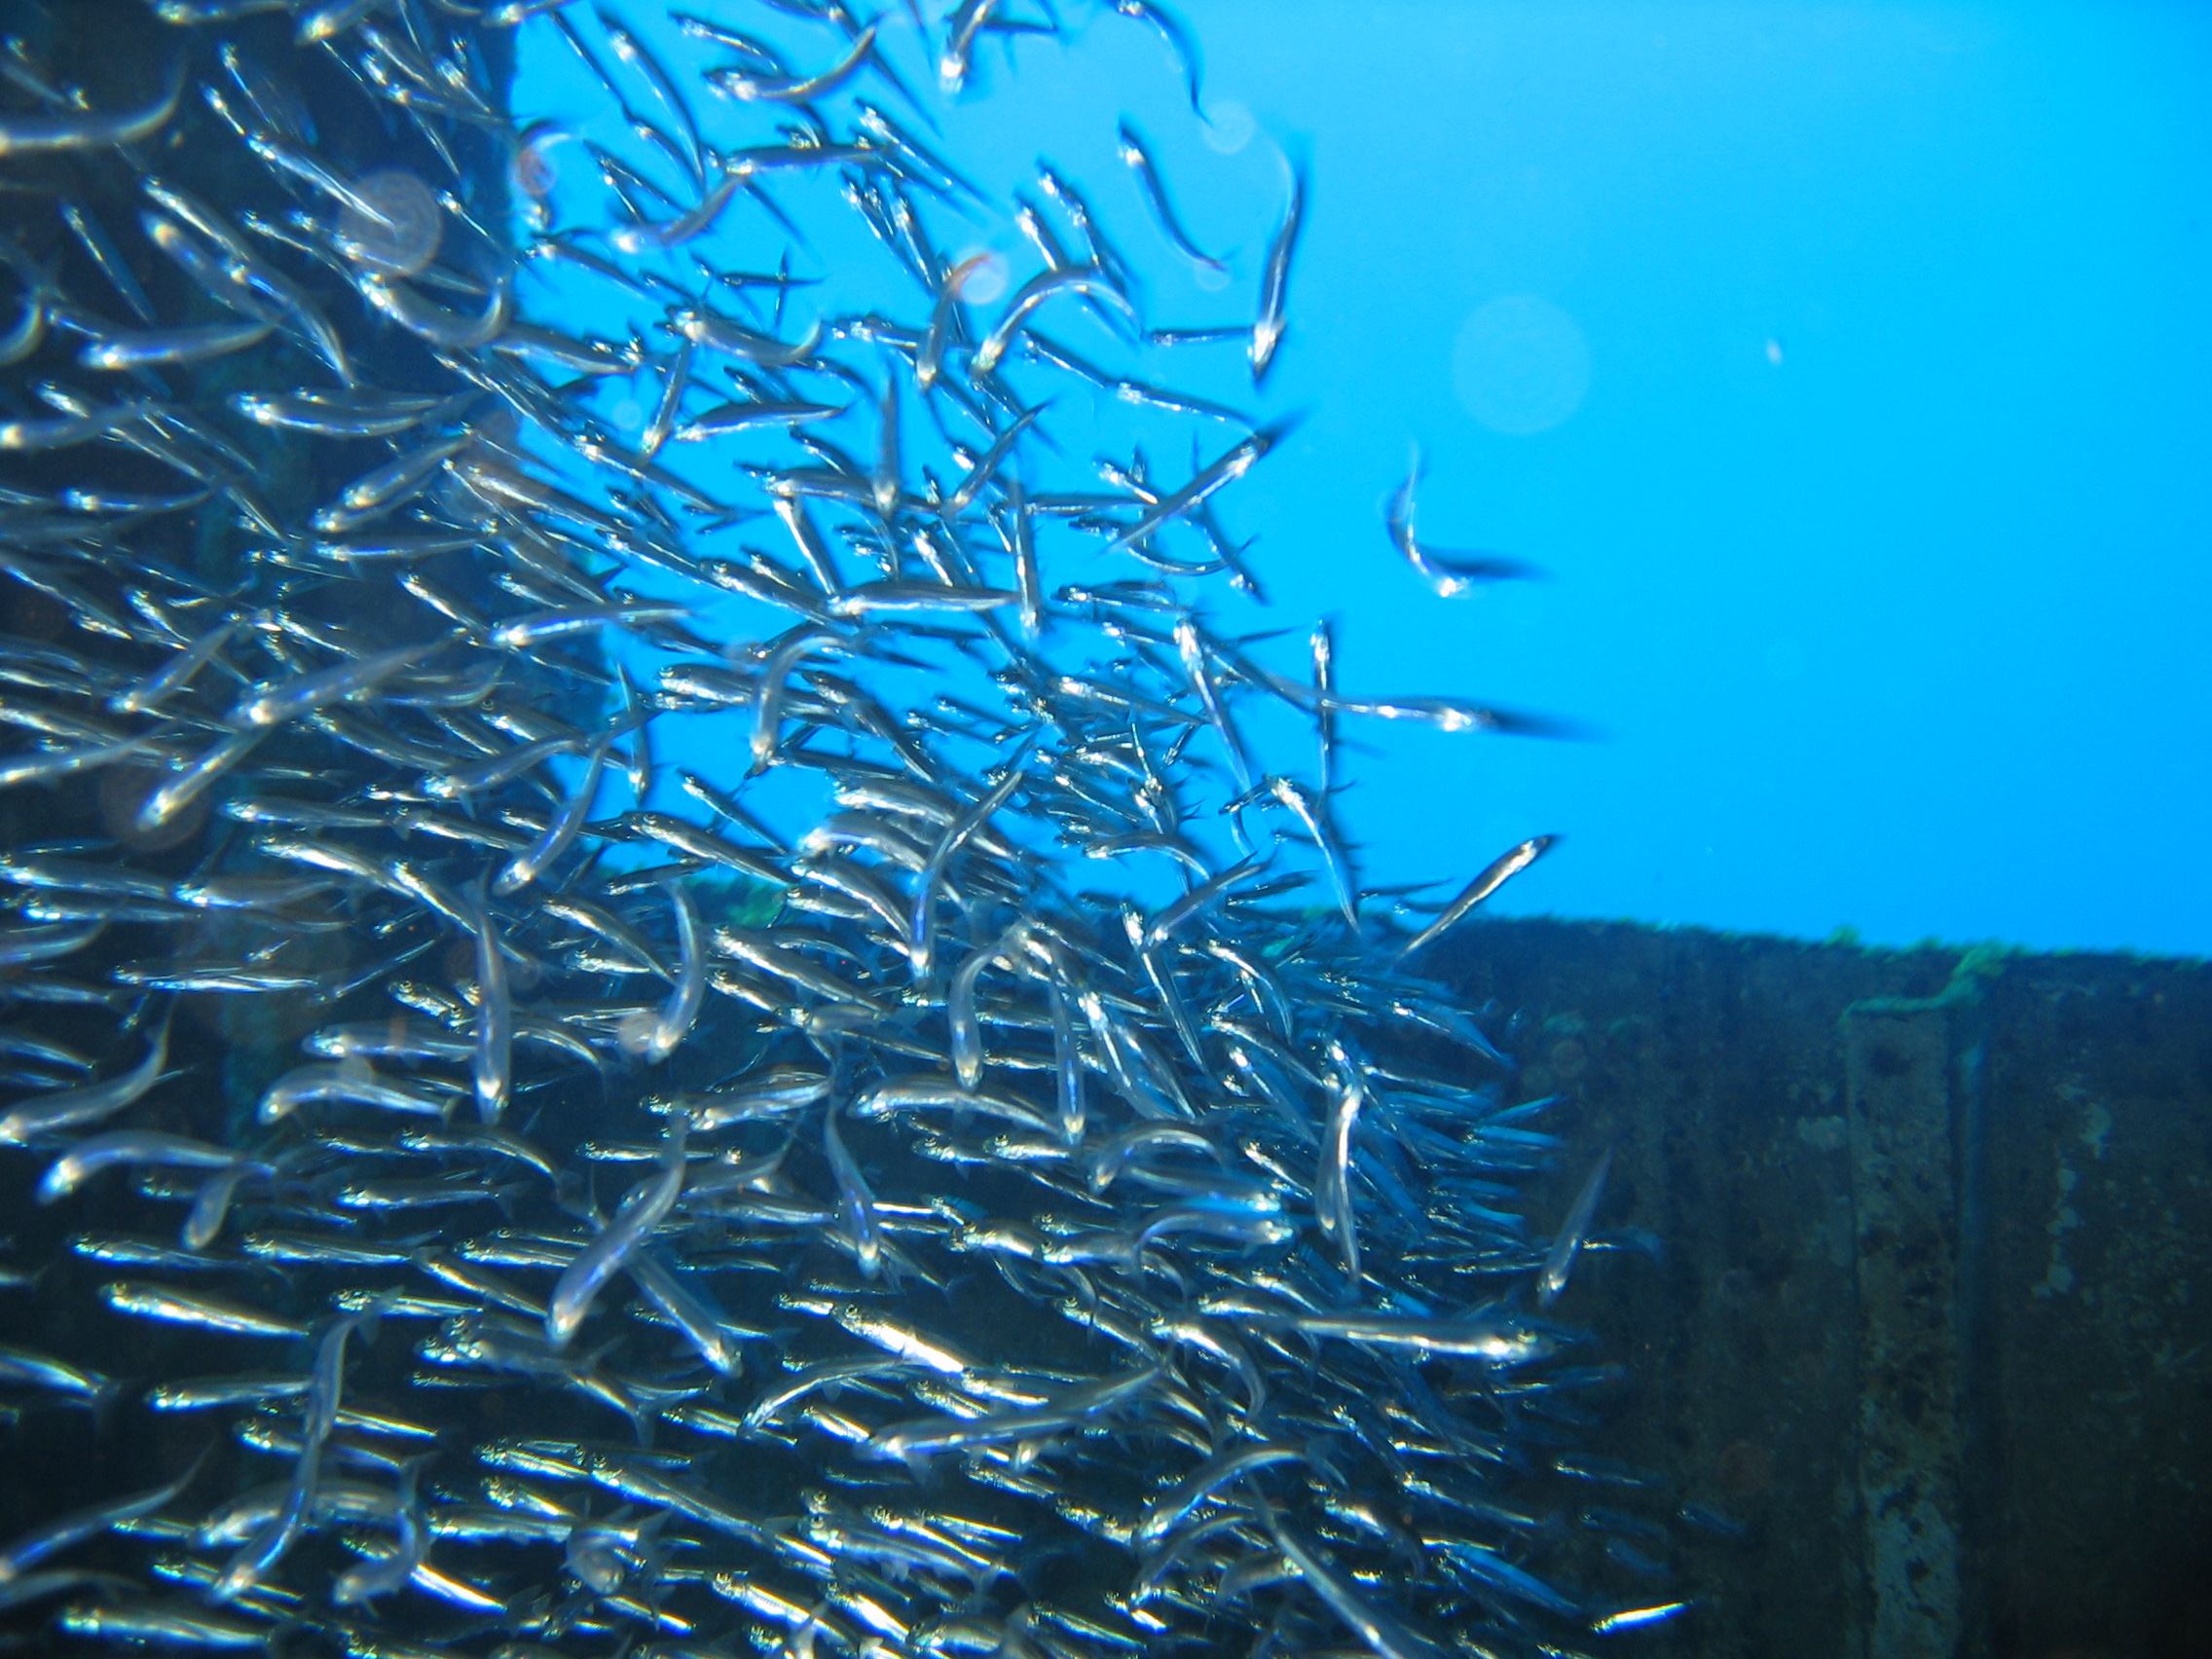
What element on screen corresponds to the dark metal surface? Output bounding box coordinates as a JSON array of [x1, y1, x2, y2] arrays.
[[1438, 919, 2212, 1659]]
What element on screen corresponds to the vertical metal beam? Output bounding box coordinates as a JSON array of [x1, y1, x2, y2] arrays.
[[1844, 1003, 1965, 1659]]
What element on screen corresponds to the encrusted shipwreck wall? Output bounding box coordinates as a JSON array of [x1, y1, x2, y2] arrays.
[[1436, 919, 2212, 1659]]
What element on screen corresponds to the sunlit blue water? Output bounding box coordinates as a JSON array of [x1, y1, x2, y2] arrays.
[[522, 1, 2212, 958]]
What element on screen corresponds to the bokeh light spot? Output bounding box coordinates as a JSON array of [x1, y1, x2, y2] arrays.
[[1451, 294, 1591, 435], [1202, 99, 1255, 154], [954, 250, 1009, 306], [337, 170, 444, 278]]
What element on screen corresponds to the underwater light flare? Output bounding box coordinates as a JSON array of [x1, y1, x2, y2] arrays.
[[1453, 292, 1593, 435], [952, 248, 1010, 305], [335, 169, 443, 278]]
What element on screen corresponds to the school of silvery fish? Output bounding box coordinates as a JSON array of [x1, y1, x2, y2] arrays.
[[0, 0, 1696, 1654]]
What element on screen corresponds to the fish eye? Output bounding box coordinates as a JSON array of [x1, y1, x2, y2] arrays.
[[336, 169, 444, 278]]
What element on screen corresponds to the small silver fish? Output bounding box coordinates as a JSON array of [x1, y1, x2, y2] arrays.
[[78, 318, 274, 372], [0, 1017, 173, 1146], [972, 266, 1138, 376], [226, 640, 444, 730], [1536, 1145, 1613, 1308], [1386, 452, 1543, 596], [3, 1457, 206, 1587], [1116, 120, 1225, 276], [633, 880, 703, 1063], [1252, 161, 1306, 384], [37, 1130, 260, 1204], [822, 1094, 882, 1279], [714, 23, 878, 103], [1262, 1500, 1445, 1659], [100, 1282, 306, 1340], [1399, 834, 1559, 958], [0, 1345, 117, 1415], [0, 62, 183, 156], [1315, 1048, 1364, 1281], [546, 1124, 687, 1346]]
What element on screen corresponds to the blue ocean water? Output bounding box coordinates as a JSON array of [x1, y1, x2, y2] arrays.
[[525, 1, 2212, 957]]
